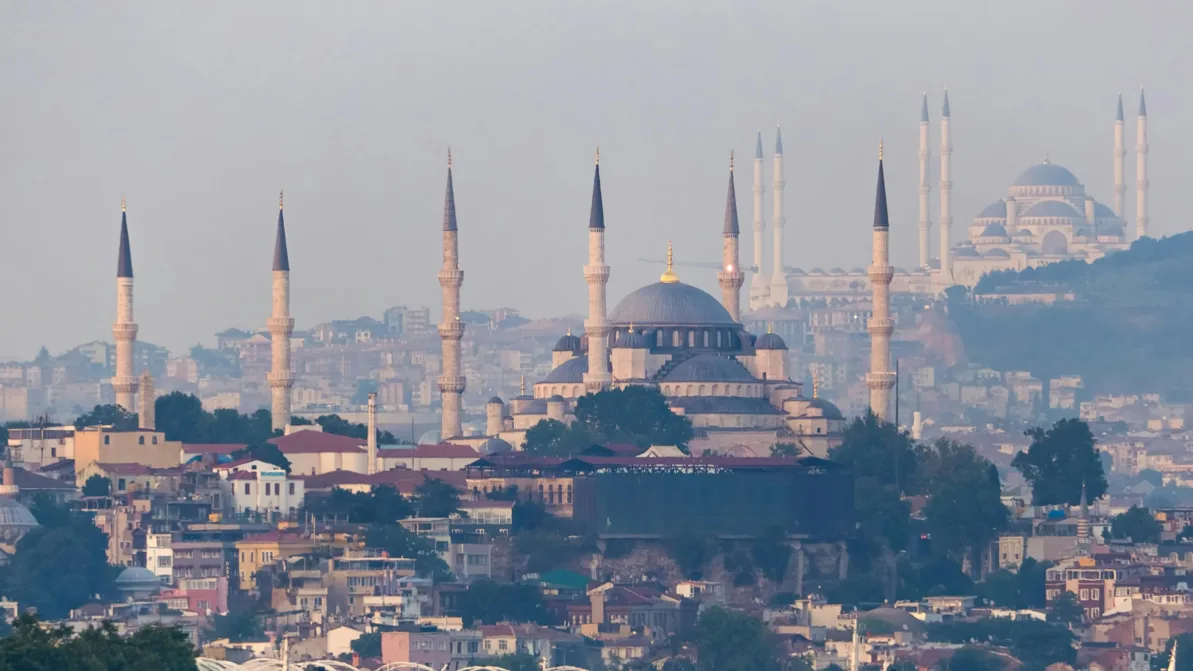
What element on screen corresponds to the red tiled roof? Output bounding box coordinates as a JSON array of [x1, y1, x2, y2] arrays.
[[478, 624, 516, 638], [459, 500, 515, 510], [227, 471, 258, 481], [407, 443, 481, 459], [181, 443, 247, 455], [94, 462, 153, 475], [13, 467, 74, 490], [237, 530, 311, 545], [269, 431, 364, 454], [299, 468, 467, 495]]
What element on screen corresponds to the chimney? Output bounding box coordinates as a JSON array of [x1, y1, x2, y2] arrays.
[[367, 393, 378, 475], [591, 589, 606, 625]]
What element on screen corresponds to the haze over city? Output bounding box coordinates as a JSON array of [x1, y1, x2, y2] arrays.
[[0, 1, 1186, 356]]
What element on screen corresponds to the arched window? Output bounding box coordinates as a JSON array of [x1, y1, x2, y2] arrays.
[[548, 487, 555, 504], [698, 385, 706, 395], [104, 435, 110, 445], [538, 485, 545, 502], [138, 436, 145, 445], [711, 385, 719, 395], [151, 436, 158, 445], [566, 484, 573, 504]]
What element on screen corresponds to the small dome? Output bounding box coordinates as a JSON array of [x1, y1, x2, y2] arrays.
[[1094, 202, 1117, 219], [487, 396, 504, 405], [116, 566, 161, 588], [1012, 163, 1081, 187], [1074, 227, 1094, 238], [659, 354, 755, 383], [953, 247, 980, 258], [984, 248, 1011, 258], [552, 333, 582, 352], [613, 329, 650, 349], [980, 223, 1009, 238], [789, 268, 806, 276], [803, 398, 844, 420], [860, 607, 927, 635], [809, 267, 825, 275], [1015, 228, 1033, 237], [542, 357, 588, 383], [755, 332, 788, 350], [417, 429, 443, 445], [977, 200, 1007, 218], [850, 267, 866, 274], [609, 282, 735, 327], [1021, 200, 1083, 219], [0, 497, 38, 541], [479, 437, 512, 456], [1099, 222, 1125, 236], [547, 394, 566, 403], [828, 267, 845, 275]]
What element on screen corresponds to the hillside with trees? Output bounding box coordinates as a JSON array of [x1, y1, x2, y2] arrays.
[[951, 232, 1193, 398]]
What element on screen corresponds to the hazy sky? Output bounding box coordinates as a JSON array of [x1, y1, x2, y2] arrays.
[[1, 1, 1186, 357]]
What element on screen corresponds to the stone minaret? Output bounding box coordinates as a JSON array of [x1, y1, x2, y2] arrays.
[[750, 131, 767, 298], [718, 152, 744, 321], [268, 192, 294, 432], [769, 128, 788, 306], [867, 143, 895, 421], [918, 93, 932, 269], [112, 197, 138, 413], [438, 152, 466, 439], [1136, 88, 1149, 239], [582, 150, 612, 392], [137, 369, 155, 430], [1114, 93, 1126, 219], [938, 90, 953, 284]]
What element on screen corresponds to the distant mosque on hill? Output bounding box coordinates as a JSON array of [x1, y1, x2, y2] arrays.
[[749, 89, 1151, 308]]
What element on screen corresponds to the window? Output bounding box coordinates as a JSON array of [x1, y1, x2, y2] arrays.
[[261, 551, 274, 563], [158, 556, 172, 567], [244, 483, 250, 495], [139, 436, 145, 445], [197, 600, 210, 611], [289, 483, 295, 496], [499, 640, 508, 651], [50, 447, 56, 458], [118, 478, 126, 491], [104, 436, 110, 445], [152, 436, 158, 445]]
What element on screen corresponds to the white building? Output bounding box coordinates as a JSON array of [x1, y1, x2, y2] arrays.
[[227, 468, 304, 517], [145, 533, 174, 585]]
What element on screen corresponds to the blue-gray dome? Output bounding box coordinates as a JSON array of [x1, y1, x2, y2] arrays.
[[541, 356, 588, 383], [659, 354, 755, 383], [802, 398, 844, 421], [789, 268, 805, 276], [116, 566, 162, 591], [1094, 202, 1117, 220], [980, 223, 1009, 238], [0, 497, 38, 543], [984, 248, 1011, 258], [547, 394, 566, 403], [487, 396, 504, 405], [1021, 200, 1084, 219], [755, 332, 788, 350], [809, 268, 825, 274], [552, 333, 582, 352], [1012, 163, 1081, 187], [954, 246, 980, 258], [609, 282, 735, 326], [977, 201, 1007, 218], [479, 437, 512, 455], [850, 267, 866, 274], [613, 329, 650, 349], [828, 267, 845, 275], [1015, 228, 1033, 237]]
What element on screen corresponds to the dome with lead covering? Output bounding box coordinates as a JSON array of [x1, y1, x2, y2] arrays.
[[977, 201, 1007, 218], [609, 282, 735, 327], [0, 497, 37, 543], [659, 354, 754, 383], [1022, 200, 1084, 218], [754, 332, 788, 350], [553, 333, 582, 352], [542, 357, 588, 383], [1013, 163, 1081, 187]]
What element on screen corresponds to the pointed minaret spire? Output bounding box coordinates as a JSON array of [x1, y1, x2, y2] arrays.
[[273, 190, 290, 271], [921, 93, 929, 123], [1139, 87, 1148, 117], [1116, 93, 1124, 122], [774, 126, 783, 154], [868, 141, 895, 420], [755, 131, 763, 159], [769, 126, 788, 306], [443, 150, 458, 232], [589, 150, 605, 230], [939, 88, 954, 284], [1137, 87, 1150, 239], [583, 150, 612, 390], [918, 93, 933, 269], [438, 150, 466, 437], [719, 152, 744, 320], [112, 197, 139, 413], [750, 130, 768, 307], [117, 200, 133, 279], [1114, 94, 1126, 218], [942, 88, 951, 118]]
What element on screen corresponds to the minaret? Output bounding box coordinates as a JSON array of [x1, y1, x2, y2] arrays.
[[769, 128, 788, 305], [718, 152, 744, 321], [750, 131, 767, 300], [938, 90, 953, 285], [138, 369, 155, 430], [1113, 93, 1126, 219], [112, 197, 138, 413], [582, 149, 612, 392], [268, 191, 295, 432], [918, 93, 933, 269], [1136, 88, 1149, 239], [867, 142, 895, 421], [438, 151, 466, 438]]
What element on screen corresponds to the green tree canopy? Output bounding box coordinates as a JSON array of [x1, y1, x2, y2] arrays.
[[315, 414, 397, 444], [1012, 419, 1107, 506], [153, 391, 276, 445], [1, 516, 118, 618], [231, 443, 291, 473], [690, 606, 780, 671], [830, 411, 925, 494], [1110, 506, 1161, 544], [523, 387, 694, 456], [470, 653, 541, 671], [457, 580, 551, 627], [0, 616, 196, 671], [667, 530, 714, 580], [415, 477, 461, 518], [81, 473, 111, 497], [364, 525, 450, 580], [1046, 590, 1085, 627], [304, 485, 412, 524], [937, 647, 1005, 671], [73, 404, 138, 430], [926, 618, 1075, 670], [920, 439, 1009, 568]]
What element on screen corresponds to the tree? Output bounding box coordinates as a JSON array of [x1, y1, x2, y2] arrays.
[[926, 618, 1075, 670], [304, 486, 412, 524], [1139, 468, 1164, 487], [522, 419, 596, 457], [1012, 419, 1107, 506], [1, 516, 117, 618], [830, 411, 924, 494], [470, 653, 541, 671], [920, 440, 1008, 570], [415, 477, 461, 518], [938, 647, 1004, 671], [154, 392, 207, 442], [690, 606, 780, 671], [206, 608, 265, 643], [0, 615, 196, 671], [364, 525, 450, 580], [573, 386, 694, 450], [350, 631, 381, 658], [232, 443, 291, 473], [977, 558, 1049, 610], [770, 442, 799, 457], [74, 404, 137, 430], [316, 414, 396, 444], [1154, 633, 1193, 671], [457, 580, 551, 627], [1046, 591, 1085, 627], [751, 526, 791, 583], [81, 473, 111, 497], [668, 530, 714, 579], [1111, 506, 1161, 544]]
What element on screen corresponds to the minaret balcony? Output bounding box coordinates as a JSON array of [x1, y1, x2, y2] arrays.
[[438, 322, 465, 340], [112, 323, 139, 338], [438, 376, 466, 394]]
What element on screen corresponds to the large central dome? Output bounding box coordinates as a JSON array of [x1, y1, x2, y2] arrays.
[[610, 281, 735, 326], [1012, 163, 1081, 187]]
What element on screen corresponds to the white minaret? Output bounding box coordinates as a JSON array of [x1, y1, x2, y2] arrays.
[[1114, 93, 1126, 219], [583, 150, 612, 392], [769, 128, 788, 306], [750, 131, 767, 303], [868, 143, 895, 421], [137, 369, 155, 430], [112, 197, 138, 413], [1136, 88, 1149, 239], [367, 392, 377, 475], [718, 152, 744, 321], [918, 93, 933, 269], [938, 90, 953, 284], [268, 192, 294, 432], [438, 151, 466, 439]]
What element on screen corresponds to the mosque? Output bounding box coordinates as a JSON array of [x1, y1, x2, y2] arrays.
[[433, 148, 907, 459], [749, 90, 1151, 306]]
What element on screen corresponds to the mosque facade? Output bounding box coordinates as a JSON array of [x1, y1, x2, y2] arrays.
[[748, 90, 1151, 307]]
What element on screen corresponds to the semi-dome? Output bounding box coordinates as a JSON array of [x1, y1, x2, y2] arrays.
[[613, 329, 650, 349], [547, 394, 566, 403], [659, 354, 755, 383], [1015, 228, 1033, 237], [1013, 163, 1081, 187], [552, 333, 582, 352], [609, 282, 735, 326], [1021, 200, 1084, 218], [984, 248, 1011, 258], [0, 497, 38, 543], [487, 396, 504, 405], [860, 607, 927, 635], [478, 437, 512, 456], [979, 223, 1009, 238], [755, 332, 788, 350], [541, 356, 588, 384], [828, 267, 845, 275], [953, 247, 980, 258], [1094, 202, 1117, 219], [802, 398, 844, 420], [977, 201, 1007, 218]]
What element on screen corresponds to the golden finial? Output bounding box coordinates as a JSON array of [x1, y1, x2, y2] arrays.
[[1043, 153, 1050, 164], [660, 241, 679, 284], [595, 147, 600, 165], [812, 370, 819, 399], [878, 139, 884, 161], [447, 148, 452, 169], [767, 322, 773, 334], [729, 150, 734, 172], [121, 195, 126, 213], [566, 326, 572, 336], [279, 190, 284, 210], [520, 375, 526, 396]]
